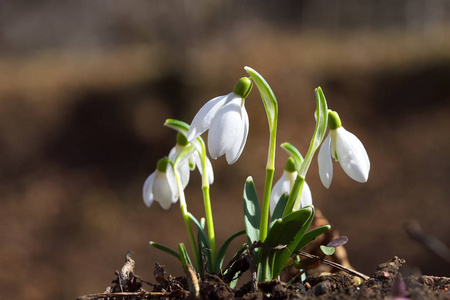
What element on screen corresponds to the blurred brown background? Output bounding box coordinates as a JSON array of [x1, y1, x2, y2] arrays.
[[1, 1, 449, 299]]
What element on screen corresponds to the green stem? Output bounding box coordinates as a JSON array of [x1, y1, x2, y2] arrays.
[[283, 174, 305, 217], [259, 168, 275, 242], [174, 167, 200, 272], [199, 140, 216, 272]]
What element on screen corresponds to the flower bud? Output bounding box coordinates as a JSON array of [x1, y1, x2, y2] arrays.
[[284, 157, 297, 173], [176, 132, 189, 146], [233, 77, 253, 99], [327, 110, 342, 130], [156, 157, 169, 173]]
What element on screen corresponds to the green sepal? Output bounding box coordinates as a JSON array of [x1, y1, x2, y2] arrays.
[[150, 241, 180, 260], [294, 225, 331, 252], [327, 110, 342, 130], [215, 230, 246, 273], [281, 142, 304, 171], [243, 177, 261, 247]]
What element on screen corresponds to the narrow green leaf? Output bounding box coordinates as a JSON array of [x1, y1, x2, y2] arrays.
[[187, 212, 211, 272], [243, 177, 261, 246], [294, 225, 331, 252], [269, 194, 289, 228], [215, 230, 246, 273], [320, 245, 336, 256], [178, 243, 194, 271], [150, 241, 180, 260], [164, 119, 189, 134], [281, 142, 304, 170]]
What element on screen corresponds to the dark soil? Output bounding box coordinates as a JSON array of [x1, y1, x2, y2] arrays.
[[77, 256, 450, 299]]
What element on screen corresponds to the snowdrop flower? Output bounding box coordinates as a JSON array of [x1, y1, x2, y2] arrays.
[[143, 157, 178, 210], [169, 133, 214, 187], [270, 158, 313, 216], [186, 77, 252, 164], [318, 110, 370, 189]]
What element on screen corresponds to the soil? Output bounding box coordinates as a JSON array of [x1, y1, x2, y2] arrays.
[[77, 256, 450, 300]]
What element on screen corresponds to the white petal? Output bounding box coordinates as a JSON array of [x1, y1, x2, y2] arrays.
[[226, 102, 249, 164], [269, 171, 291, 216], [186, 94, 230, 141], [318, 135, 333, 189], [208, 96, 245, 161], [153, 171, 174, 210], [205, 157, 214, 185], [335, 127, 370, 183], [166, 166, 179, 203], [143, 171, 156, 207], [299, 181, 313, 209], [168, 145, 181, 161], [177, 160, 191, 189]]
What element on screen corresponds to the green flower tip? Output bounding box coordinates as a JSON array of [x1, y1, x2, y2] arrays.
[[328, 110, 342, 130], [176, 132, 189, 146], [285, 157, 297, 173], [156, 157, 169, 173], [233, 77, 253, 99]]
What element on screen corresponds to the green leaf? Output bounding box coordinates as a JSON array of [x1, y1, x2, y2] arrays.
[[178, 243, 194, 272], [150, 241, 180, 260], [269, 193, 289, 228], [271, 207, 316, 278], [281, 142, 304, 170], [320, 245, 336, 256], [294, 225, 331, 252], [243, 177, 261, 246], [245, 67, 278, 128], [215, 230, 246, 273], [265, 207, 312, 248], [299, 87, 328, 178], [187, 212, 211, 273], [164, 119, 190, 134]]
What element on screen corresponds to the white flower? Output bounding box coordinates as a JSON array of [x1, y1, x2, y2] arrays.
[[318, 118, 370, 189], [143, 157, 178, 210], [270, 170, 313, 216], [169, 142, 214, 187], [186, 78, 252, 165]]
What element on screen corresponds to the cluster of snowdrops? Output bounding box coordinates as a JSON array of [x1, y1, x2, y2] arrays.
[[142, 67, 370, 283]]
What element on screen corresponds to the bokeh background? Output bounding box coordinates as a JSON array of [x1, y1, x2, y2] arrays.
[[1, 1, 449, 299]]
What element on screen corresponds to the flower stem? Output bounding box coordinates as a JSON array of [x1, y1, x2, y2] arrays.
[[174, 167, 200, 272], [283, 174, 305, 217], [200, 139, 216, 272]]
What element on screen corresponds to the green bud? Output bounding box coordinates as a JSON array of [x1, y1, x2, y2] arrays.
[[156, 157, 169, 173], [284, 157, 297, 173], [328, 110, 342, 130], [233, 77, 253, 99], [176, 132, 189, 146]]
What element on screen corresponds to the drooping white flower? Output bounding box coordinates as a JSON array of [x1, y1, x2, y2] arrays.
[[186, 77, 252, 164], [318, 111, 370, 189], [270, 158, 313, 216], [169, 133, 214, 187], [143, 157, 178, 210]]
